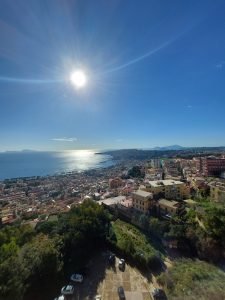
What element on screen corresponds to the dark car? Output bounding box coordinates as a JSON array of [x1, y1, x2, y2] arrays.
[[118, 286, 126, 299], [151, 288, 167, 299], [70, 273, 83, 283], [61, 285, 74, 295], [108, 253, 115, 265]]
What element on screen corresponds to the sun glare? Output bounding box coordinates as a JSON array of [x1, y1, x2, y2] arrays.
[[70, 70, 87, 89]]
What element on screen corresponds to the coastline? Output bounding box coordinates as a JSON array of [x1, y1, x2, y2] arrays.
[[0, 151, 116, 181]]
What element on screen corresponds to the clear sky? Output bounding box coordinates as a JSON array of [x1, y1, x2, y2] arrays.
[[0, 0, 225, 151]]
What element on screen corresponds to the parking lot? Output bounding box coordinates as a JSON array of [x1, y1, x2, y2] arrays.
[[62, 251, 152, 300]]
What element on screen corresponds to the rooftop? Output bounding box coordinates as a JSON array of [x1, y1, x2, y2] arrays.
[[147, 179, 184, 187], [158, 199, 179, 208], [98, 196, 126, 206], [132, 190, 152, 198]]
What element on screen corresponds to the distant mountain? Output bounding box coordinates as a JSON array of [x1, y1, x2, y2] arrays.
[[102, 146, 225, 161], [152, 145, 186, 150], [21, 149, 39, 152], [4, 149, 38, 153]]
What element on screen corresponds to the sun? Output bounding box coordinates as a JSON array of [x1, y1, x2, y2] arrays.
[[70, 70, 87, 89]]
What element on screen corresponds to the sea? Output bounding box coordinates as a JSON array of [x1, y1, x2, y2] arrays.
[[0, 150, 114, 181]]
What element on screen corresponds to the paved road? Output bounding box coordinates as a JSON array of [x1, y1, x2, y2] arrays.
[[68, 252, 152, 300]]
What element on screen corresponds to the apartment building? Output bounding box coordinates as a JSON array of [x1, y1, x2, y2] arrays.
[[132, 190, 153, 214], [143, 179, 189, 200], [163, 159, 182, 179], [150, 158, 162, 169], [109, 177, 124, 189], [156, 199, 180, 215], [146, 168, 163, 181], [196, 156, 225, 177]]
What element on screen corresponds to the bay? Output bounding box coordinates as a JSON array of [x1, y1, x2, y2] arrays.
[[0, 150, 114, 180]]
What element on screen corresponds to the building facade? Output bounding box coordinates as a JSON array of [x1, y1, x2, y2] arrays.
[[197, 157, 225, 177], [150, 158, 162, 169], [142, 179, 189, 200], [109, 178, 124, 189], [156, 199, 180, 215], [132, 190, 153, 214]]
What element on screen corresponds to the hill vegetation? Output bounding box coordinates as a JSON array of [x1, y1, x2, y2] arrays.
[[108, 219, 163, 270], [157, 258, 225, 300], [103, 147, 225, 160], [1, 199, 225, 300], [0, 200, 110, 300]]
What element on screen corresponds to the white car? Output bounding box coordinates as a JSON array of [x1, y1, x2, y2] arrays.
[[54, 295, 65, 300], [118, 259, 125, 270], [70, 273, 84, 283], [61, 285, 74, 295]]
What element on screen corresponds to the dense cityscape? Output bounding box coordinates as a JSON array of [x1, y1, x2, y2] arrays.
[[1, 149, 225, 299], [1, 150, 225, 226]]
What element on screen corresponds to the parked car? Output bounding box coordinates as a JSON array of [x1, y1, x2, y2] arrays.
[[61, 285, 74, 295], [70, 273, 83, 283], [118, 286, 126, 299], [108, 253, 115, 265], [118, 259, 125, 271], [54, 296, 65, 300], [151, 288, 166, 299]]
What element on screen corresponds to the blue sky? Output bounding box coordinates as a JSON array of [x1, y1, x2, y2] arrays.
[[0, 0, 225, 151]]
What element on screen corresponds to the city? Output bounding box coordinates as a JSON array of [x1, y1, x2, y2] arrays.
[[1, 151, 225, 226], [1, 149, 225, 299]]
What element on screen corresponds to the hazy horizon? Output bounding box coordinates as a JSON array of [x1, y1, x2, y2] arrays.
[[1, 144, 225, 153]]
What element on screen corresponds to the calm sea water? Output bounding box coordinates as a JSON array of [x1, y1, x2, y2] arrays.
[[0, 150, 114, 180]]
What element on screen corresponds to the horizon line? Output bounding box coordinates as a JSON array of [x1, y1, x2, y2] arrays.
[[1, 145, 225, 153]]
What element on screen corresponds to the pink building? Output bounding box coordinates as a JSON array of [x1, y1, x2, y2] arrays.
[[197, 156, 225, 177]]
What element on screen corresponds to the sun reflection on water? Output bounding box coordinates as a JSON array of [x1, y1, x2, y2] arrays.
[[54, 150, 105, 171]]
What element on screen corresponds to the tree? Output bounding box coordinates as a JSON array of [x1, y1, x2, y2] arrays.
[[149, 218, 170, 237], [0, 256, 26, 300], [139, 214, 149, 230], [128, 166, 144, 178], [59, 200, 110, 268], [36, 221, 58, 235], [21, 234, 63, 299], [0, 239, 18, 263]]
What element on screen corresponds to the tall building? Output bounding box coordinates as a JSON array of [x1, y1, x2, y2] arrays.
[[150, 158, 161, 169], [142, 179, 189, 200], [197, 156, 225, 177], [132, 190, 153, 213], [163, 159, 182, 179]]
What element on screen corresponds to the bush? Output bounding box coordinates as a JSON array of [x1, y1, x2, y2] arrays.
[[158, 258, 225, 299]]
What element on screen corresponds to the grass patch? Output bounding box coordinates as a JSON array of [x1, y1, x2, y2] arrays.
[[47, 215, 58, 222], [157, 258, 225, 300], [109, 219, 164, 270]]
